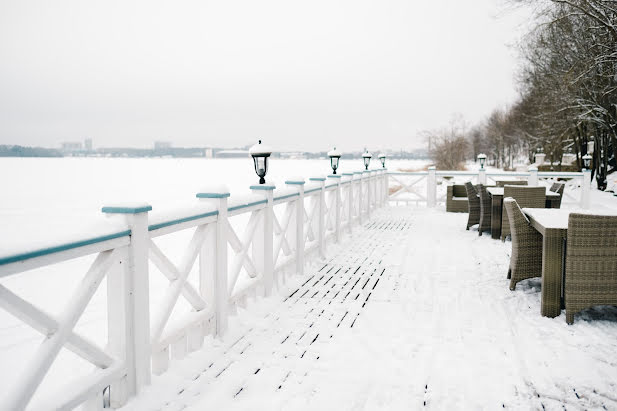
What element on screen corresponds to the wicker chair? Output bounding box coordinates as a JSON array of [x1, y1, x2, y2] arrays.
[[496, 180, 527, 187], [548, 182, 565, 209], [501, 186, 546, 241], [464, 182, 480, 230], [446, 184, 469, 213], [477, 184, 492, 236], [565, 213, 617, 324], [503, 198, 543, 290]]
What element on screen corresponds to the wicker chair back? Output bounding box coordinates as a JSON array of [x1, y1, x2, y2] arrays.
[[503, 198, 542, 290], [501, 186, 546, 240], [565, 213, 617, 324]]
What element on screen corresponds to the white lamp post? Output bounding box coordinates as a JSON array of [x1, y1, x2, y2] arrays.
[[249, 140, 273, 184], [328, 147, 342, 174], [362, 149, 372, 170]]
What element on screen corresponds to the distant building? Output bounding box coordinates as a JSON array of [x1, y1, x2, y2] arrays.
[[205, 148, 214, 158], [61, 142, 83, 152], [154, 141, 171, 150], [84, 138, 93, 151], [216, 150, 249, 158], [280, 152, 306, 159]]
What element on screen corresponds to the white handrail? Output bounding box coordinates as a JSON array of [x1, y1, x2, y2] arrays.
[[387, 169, 589, 208], [0, 168, 387, 410]]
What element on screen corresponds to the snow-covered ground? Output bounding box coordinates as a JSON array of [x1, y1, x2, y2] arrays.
[[2, 157, 617, 409], [121, 207, 617, 410]]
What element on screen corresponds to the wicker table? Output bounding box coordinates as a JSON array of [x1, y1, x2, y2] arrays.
[[521, 208, 570, 318], [487, 187, 561, 240]]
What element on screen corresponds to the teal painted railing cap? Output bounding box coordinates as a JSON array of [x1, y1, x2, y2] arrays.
[[0, 230, 132, 266], [196, 192, 230, 198], [327, 175, 342, 178], [285, 180, 305, 185], [102, 205, 152, 214], [342, 172, 353, 176], [353, 171, 363, 174], [250, 185, 276, 190], [309, 177, 326, 181]]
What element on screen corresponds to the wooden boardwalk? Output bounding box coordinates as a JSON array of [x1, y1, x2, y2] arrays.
[[124, 207, 617, 411], [125, 210, 413, 410]]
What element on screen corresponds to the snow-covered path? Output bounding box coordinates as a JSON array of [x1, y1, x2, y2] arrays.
[[124, 207, 617, 410]]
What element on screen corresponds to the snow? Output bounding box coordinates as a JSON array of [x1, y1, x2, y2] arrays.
[[119, 207, 617, 410], [523, 207, 617, 229], [198, 184, 230, 194], [3, 157, 617, 409]]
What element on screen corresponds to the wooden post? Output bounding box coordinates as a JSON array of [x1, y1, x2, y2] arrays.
[[327, 174, 342, 243], [101, 204, 152, 406], [364, 170, 371, 218], [343, 173, 354, 233], [285, 179, 305, 275], [309, 177, 326, 258], [196, 190, 230, 336], [427, 166, 436, 207], [478, 168, 486, 185], [581, 169, 591, 209], [528, 167, 539, 186], [355, 172, 364, 224], [251, 185, 275, 295], [383, 169, 389, 205]]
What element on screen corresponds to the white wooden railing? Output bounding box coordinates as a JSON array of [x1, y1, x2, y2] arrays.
[[387, 166, 592, 209], [0, 169, 388, 410]]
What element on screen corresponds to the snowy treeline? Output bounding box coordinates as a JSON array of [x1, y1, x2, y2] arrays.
[[467, 0, 616, 183]]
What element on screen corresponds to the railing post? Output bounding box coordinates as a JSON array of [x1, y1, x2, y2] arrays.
[[285, 179, 305, 275], [101, 204, 152, 406], [375, 170, 380, 208], [343, 173, 354, 233], [529, 166, 538, 186], [251, 185, 275, 296], [427, 166, 436, 207], [581, 169, 591, 209], [309, 177, 326, 258], [478, 168, 486, 185], [327, 174, 342, 243], [364, 170, 371, 218], [384, 169, 389, 205], [355, 171, 364, 224], [196, 189, 229, 336]]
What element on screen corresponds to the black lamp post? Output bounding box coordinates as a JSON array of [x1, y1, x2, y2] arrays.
[[477, 153, 486, 169], [362, 149, 372, 170], [328, 147, 342, 174], [378, 153, 386, 168], [249, 140, 272, 184]]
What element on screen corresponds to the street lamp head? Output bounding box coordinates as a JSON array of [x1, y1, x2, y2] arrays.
[[477, 153, 487, 169], [582, 153, 592, 169], [249, 140, 273, 184], [362, 149, 372, 170], [327, 146, 342, 174], [378, 152, 386, 168]]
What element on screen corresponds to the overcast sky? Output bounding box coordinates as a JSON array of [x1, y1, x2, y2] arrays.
[[0, 0, 531, 152]]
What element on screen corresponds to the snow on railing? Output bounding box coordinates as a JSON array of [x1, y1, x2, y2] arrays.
[[0, 169, 388, 410], [387, 167, 591, 209]]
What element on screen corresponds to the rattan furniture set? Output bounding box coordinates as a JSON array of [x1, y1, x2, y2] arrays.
[[453, 181, 617, 323]]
